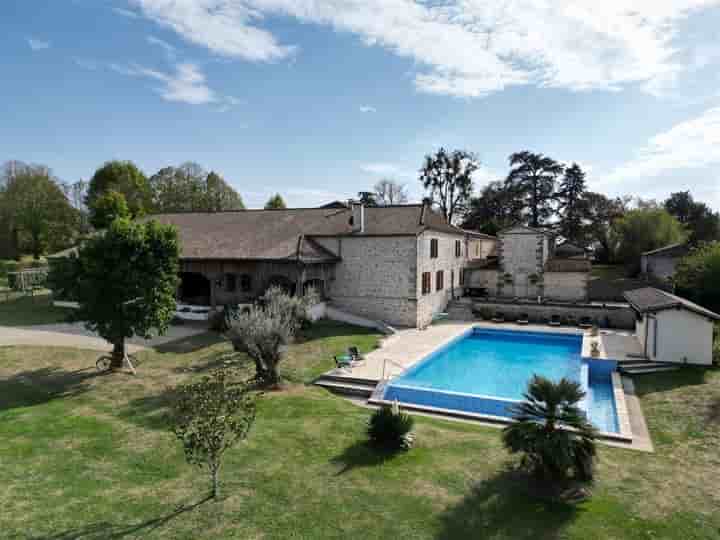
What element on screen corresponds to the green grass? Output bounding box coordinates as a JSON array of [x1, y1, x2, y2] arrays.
[[0, 291, 74, 326], [1, 323, 719, 539], [590, 265, 628, 280]]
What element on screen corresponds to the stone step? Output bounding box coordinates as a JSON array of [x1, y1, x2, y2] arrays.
[[314, 378, 377, 397], [621, 364, 680, 375]]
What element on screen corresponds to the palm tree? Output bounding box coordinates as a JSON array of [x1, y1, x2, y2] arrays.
[[502, 375, 597, 484]]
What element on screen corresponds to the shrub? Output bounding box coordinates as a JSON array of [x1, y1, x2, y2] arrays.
[[503, 376, 597, 485], [171, 369, 257, 499], [367, 403, 415, 450]]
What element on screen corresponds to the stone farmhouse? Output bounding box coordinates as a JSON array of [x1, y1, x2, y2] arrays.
[[148, 202, 467, 328], [463, 225, 590, 302]]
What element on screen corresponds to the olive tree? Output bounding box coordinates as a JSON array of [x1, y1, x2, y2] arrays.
[[226, 286, 318, 387], [172, 369, 257, 499]]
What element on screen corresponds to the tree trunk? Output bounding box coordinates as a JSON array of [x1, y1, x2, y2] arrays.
[[111, 338, 125, 369], [211, 463, 220, 499]]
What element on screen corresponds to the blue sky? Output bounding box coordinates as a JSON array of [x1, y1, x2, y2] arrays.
[[2, 1, 720, 209]]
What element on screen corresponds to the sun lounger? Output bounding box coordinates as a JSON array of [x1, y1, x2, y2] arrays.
[[517, 313, 529, 325], [492, 311, 505, 323], [549, 314, 562, 326], [578, 316, 593, 329]]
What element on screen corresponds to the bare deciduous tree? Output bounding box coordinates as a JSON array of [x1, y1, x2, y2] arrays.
[[373, 178, 408, 205]]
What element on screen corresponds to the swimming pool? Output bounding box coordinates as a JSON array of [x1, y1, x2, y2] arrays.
[[382, 327, 620, 433]]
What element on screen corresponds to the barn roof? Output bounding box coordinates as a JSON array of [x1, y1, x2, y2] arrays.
[[143, 204, 464, 261], [624, 287, 720, 320]]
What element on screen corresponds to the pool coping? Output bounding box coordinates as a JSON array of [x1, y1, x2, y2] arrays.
[[368, 325, 633, 443]]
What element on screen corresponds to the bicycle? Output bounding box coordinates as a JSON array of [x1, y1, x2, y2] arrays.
[[95, 353, 138, 374]]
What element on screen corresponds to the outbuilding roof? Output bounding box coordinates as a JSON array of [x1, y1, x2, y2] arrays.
[[143, 204, 464, 261], [641, 243, 689, 258], [624, 287, 720, 320]]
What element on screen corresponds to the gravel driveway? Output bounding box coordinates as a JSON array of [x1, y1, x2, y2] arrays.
[[0, 321, 210, 353]]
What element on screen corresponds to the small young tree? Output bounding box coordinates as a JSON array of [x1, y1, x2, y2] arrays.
[[172, 369, 257, 499], [226, 286, 318, 387], [49, 218, 179, 369], [503, 376, 597, 485]]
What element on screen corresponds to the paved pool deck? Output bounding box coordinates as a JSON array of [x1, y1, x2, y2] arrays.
[[322, 320, 653, 451], [326, 320, 643, 383]]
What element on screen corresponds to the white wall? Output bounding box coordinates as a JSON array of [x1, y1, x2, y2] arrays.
[[656, 309, 714, 365], [636, 309, 714, 365]]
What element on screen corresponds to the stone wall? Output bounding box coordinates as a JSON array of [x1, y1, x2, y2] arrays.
[[416, 230, 468, 328], [543, 271, 588, 301], [448, 299, 636, 330], [315, 235, 419, 327]]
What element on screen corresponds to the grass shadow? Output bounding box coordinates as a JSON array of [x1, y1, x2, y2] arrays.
[[634, 366, 712, 396], [170, 350, 240, 375], [0, 365, 104, 411], [117, 385, 178, 431], [31, 495, 212, 539], [331, 440, 401, 475], [0, 293, 73, 326], [296, 320, 379, 344], [435, 466, 581, 540], [153, 331, 225, 354], [705, 396, 720, 426]]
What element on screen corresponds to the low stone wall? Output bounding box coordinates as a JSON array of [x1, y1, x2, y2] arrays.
[[448, 299, 635, 330]]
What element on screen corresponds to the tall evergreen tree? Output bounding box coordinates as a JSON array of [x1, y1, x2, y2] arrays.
[[556, 163, 587, 244], [505, 151, 564, 228], [462, 181, 523, 235]]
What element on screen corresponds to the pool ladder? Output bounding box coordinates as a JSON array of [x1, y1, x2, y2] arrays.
[[381, 358, 406, 382]]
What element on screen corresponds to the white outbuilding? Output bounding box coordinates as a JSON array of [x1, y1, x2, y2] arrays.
[[624, 287, 719, 366]]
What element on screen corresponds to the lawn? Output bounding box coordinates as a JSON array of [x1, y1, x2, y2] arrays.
[[590, 265, 628, 280], [0, 291, 74, 326], [1, 322, 719, 539]]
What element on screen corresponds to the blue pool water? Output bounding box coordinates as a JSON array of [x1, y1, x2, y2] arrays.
[[383, 328, 620, 433]]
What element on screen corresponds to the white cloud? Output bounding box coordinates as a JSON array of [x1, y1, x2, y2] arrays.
[[112, 7, 140, 18], [359, 105, 376, 113], [128, 0, 720, 98], [601, 106, 720, 207], [130, 0, 295, 62], [360, 162, 416, 179], [74, 58, 98, 70], [147, 35, 177, 59], [111, 62, 217, 104], [27, 38, 50, 50]]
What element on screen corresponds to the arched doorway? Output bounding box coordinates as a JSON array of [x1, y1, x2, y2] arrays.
[[179, 272, 211, 305], [266, 275, 296, 296], [303, 278, 325, 298]]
